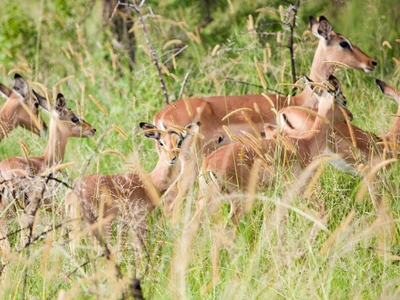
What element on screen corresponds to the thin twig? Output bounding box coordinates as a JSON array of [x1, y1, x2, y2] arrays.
[[109, 0, 121, 21], [225, 78, 285, 95], [288, 0, 301, 90], [178, 72, 190, 100], [122, 2, 169, 105], [163, 45, 188, 65]]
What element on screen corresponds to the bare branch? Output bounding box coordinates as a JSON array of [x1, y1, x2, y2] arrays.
[[120, 1, 170, 105], [178, 72, 190, 100], [288, 0, 301, 92]]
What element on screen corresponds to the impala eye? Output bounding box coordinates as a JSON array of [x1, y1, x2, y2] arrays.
[[159, 140, 165, 147], [71, 117, 79, 123], [339, 41, 351, 49], [34, 102, 39, 108], [177, 139, 183, 148]]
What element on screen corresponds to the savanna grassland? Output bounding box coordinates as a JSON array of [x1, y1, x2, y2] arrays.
[[0, 0, 400, 299]]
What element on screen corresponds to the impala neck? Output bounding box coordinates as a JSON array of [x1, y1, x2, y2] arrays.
[[294, 40, 337, 107], [148, 161, 182, 194], [303, 93, 334, 147], [43, 115, 69, 167]]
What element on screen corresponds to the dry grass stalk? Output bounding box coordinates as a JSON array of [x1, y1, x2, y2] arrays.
[[320, 210, 355, 255], [102, 150, 128, 161], [89, 94, 108, 115], [112, 125, 128, 140]]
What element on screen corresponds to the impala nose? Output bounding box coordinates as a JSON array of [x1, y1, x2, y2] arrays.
[[372, 61, 377, 66]]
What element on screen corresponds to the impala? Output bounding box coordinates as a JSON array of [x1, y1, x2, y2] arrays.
[[65, 122, 200, 257], [0, 74, 47, 139], [0, 92, 96, 254], [147, 15, 376, 179], [325, 79, 400, 211], [200, 75, 346, 224]]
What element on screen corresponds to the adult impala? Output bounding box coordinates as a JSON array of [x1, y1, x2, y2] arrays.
[[0, 74, 47, 139], [65, 122, 200, 257], [201, 75, 347, 224], [147, 15, 376, 177], [0, 92, 96, 253]]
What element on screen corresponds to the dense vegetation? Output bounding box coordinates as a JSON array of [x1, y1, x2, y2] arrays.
[[0, 0, 399, 298]]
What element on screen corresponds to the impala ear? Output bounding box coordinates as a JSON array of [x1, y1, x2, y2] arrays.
[[310, 15, 332, 40], [55, 93, 66, 115], [182, 122, 201, 138], [13, 74, 29, 98], [304, 75, 324, 97], [375, 79, 399, 102], [32, 90, 50, 112], [140, 122, 161, 140], [0, 84, 12, 99], [328, 75, 341, 93]]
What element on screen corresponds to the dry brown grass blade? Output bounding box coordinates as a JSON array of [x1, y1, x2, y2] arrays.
[[40, 161, 76, 176], [275, 133, 296, 153], [20, 101, 43, 132], [31, 81, 48, 96], [284, 154, 337, 203], [244, 158, 262, 215], [19, 140, 30, 162], [0, 121, 8, 138], [356, 158, 397, 202], [222, 107, 253, 121], [241, 111, 262, 139], [261, 93, 276, 110], [339, 106, 357, 148], [320, 209, 355, 255], [123, 163, 160, 206], [7, 68, 27, 76], [303, 162, 326, 198], [241, 131, 261, 148], [163, 39, 182, 50], [112, 125, 128, 140], [138, 128, 167, 136], [89, 94, 108, 115], [52, 75, 74, 100], [321, 61, 350, 70], [102, 150, 127, 162]]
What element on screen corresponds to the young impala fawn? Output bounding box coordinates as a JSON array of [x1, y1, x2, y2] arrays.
[[0, 92, 96, 254], [0, 74, 47, 139], [200, 75, 346, 224], [65, 122, 200, 257], [148, 15, 376, 177]]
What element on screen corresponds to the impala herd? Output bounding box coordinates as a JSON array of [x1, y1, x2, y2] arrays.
[[0, 16, 398, 264]]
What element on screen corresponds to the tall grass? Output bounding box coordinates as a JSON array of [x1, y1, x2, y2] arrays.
[[0, 0, 399, 299]]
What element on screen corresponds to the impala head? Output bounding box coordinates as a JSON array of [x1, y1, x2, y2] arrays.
[[140, 122, 200, 166], [305, 74, 347, 107], [375, 79, 399, 104], [0, 74, 48, 136], [278, 75, 351, 136], [310, 16, 377, 73], [33, 91, 96, 138]]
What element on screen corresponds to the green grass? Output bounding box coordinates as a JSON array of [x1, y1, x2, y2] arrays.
[[0, 0, 400, 299]]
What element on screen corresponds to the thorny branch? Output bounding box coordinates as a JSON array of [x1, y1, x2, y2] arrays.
[[117, 0, 170, 105], [287, 0, 301, 91]]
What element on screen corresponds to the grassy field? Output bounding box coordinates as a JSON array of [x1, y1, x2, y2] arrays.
[[0, 0, 399, 299]]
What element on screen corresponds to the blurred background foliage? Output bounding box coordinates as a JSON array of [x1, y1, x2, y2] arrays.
[[0, 1, 399, 298], [0, 0, 398, 174]]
